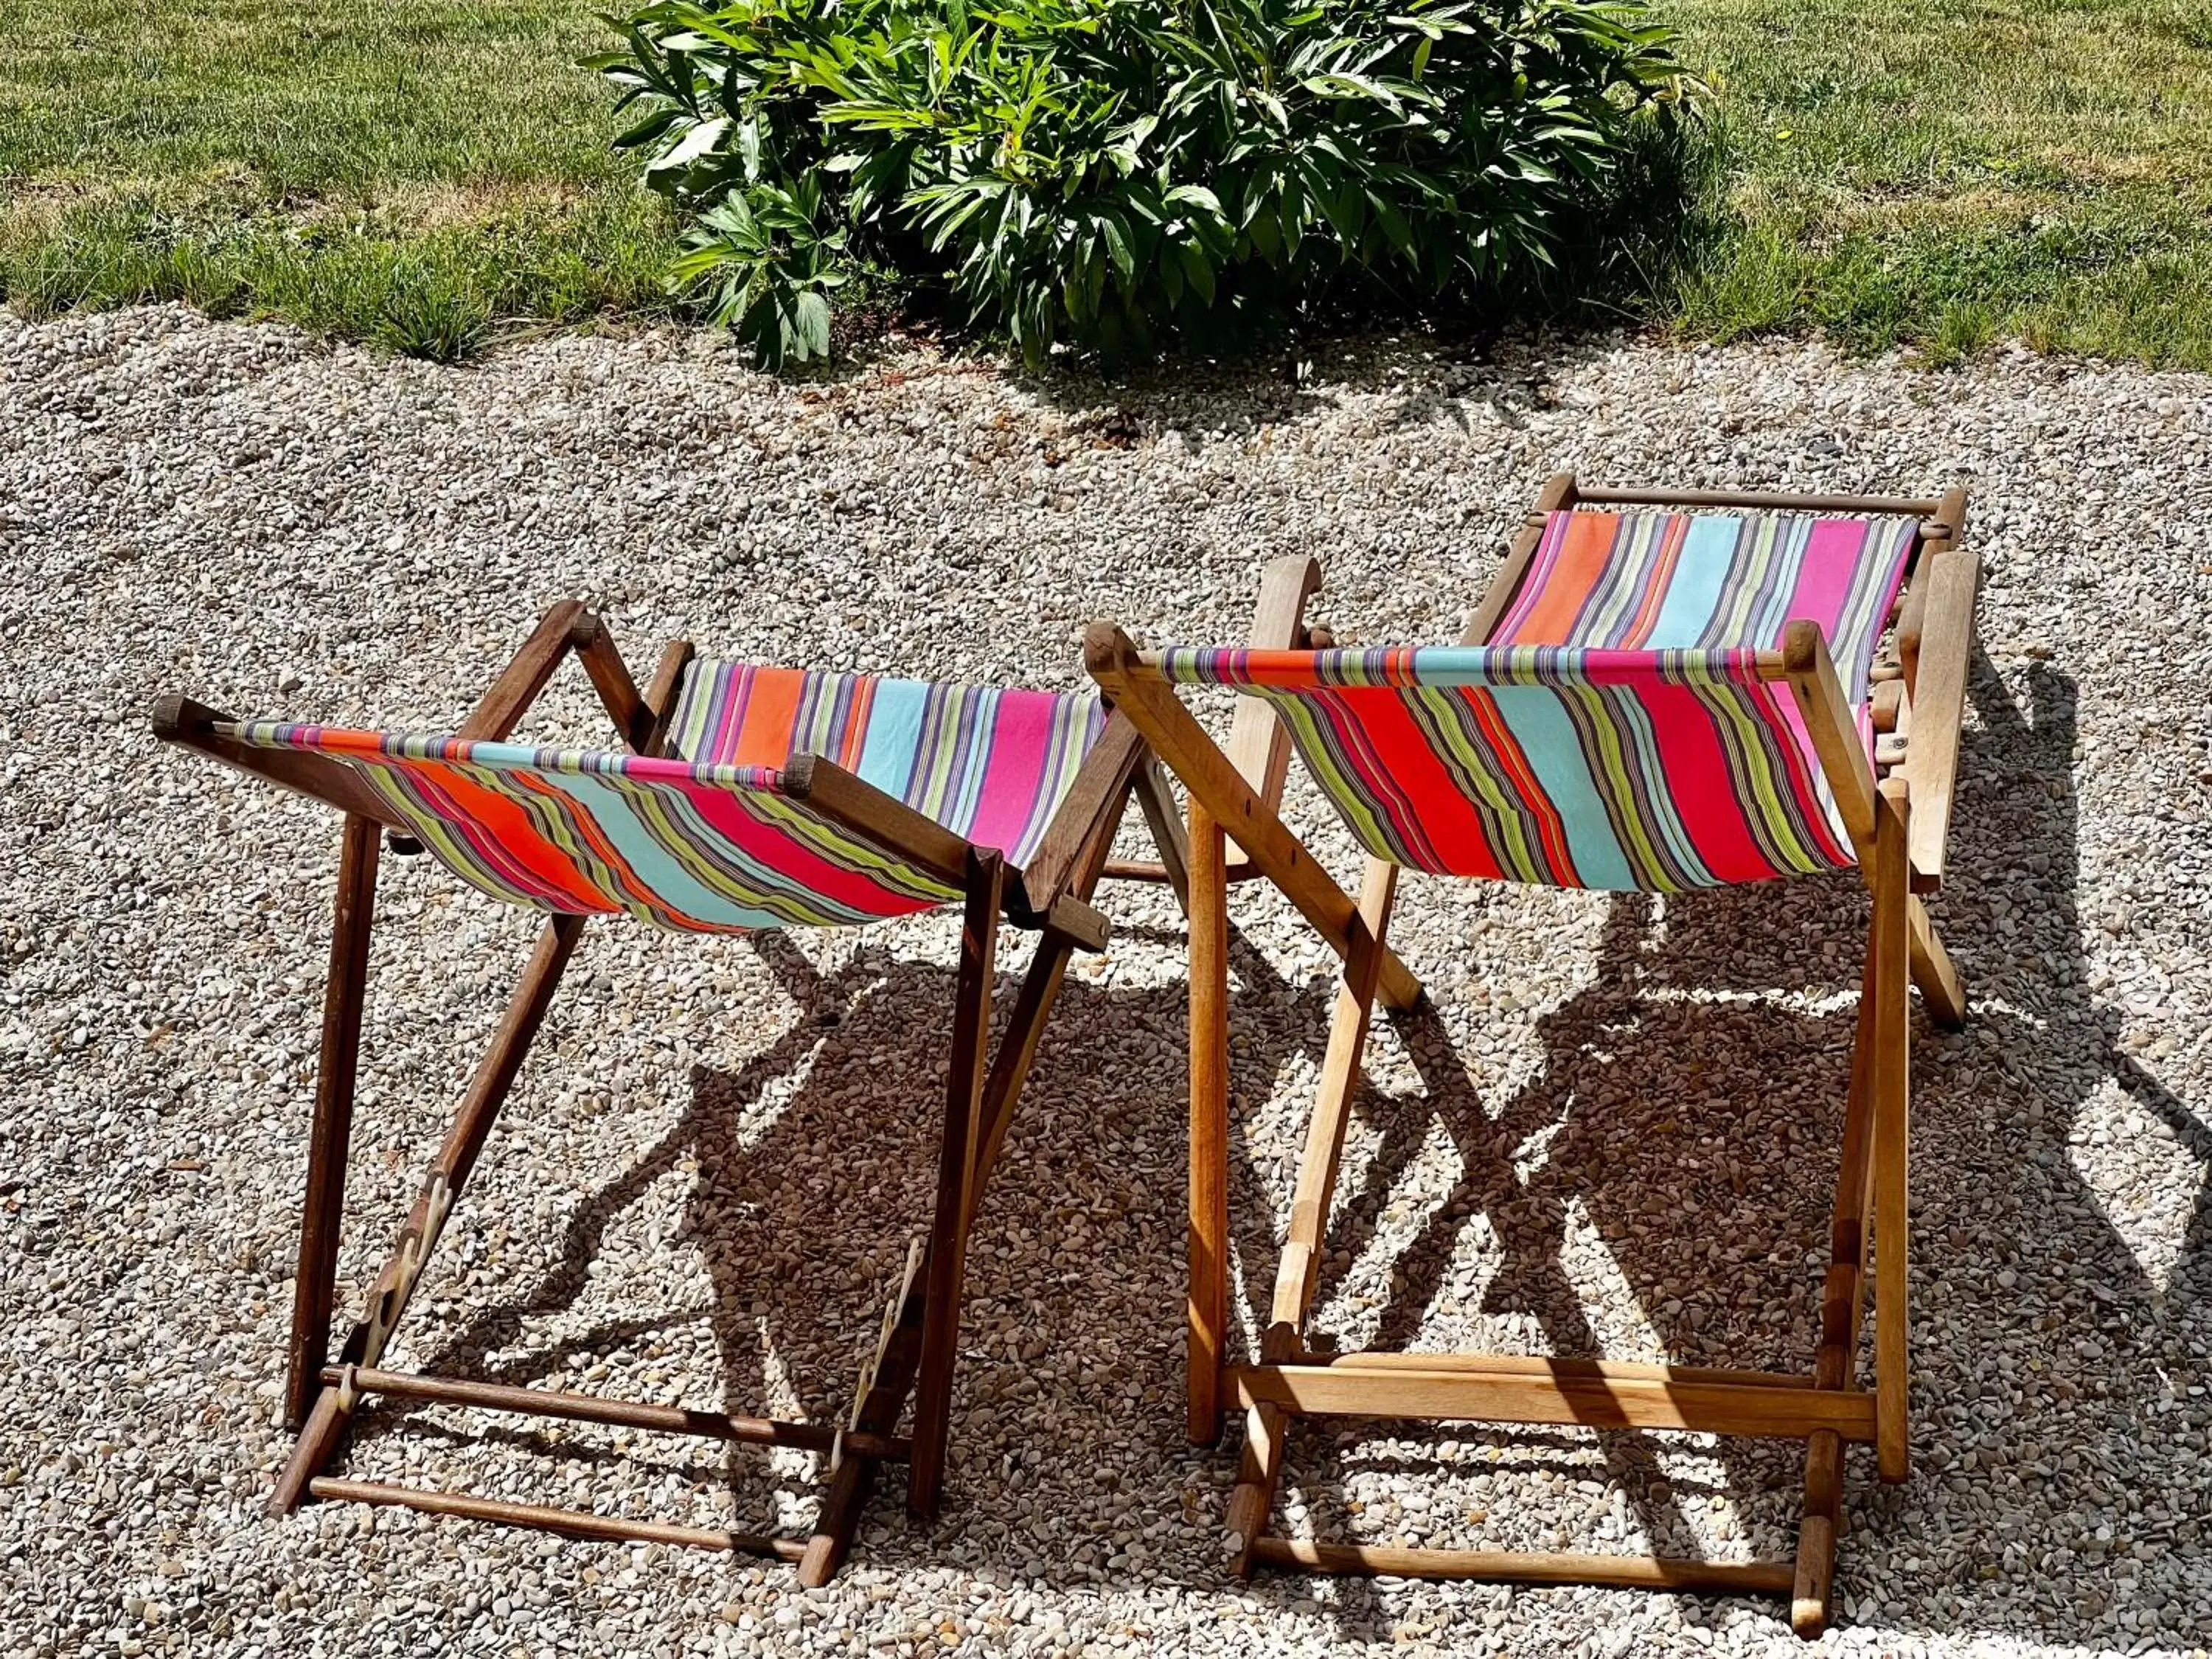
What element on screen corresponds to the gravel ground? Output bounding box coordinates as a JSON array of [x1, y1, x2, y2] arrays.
[[4, 305, 2210, 1658]]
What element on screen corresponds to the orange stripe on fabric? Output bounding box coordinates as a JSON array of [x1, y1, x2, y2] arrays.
[[418, 765, 608, 910], [839, 676, 873, 771], [1505, 512, 1619, 645], [725, 667, 804, 768], [1615, 515, 1688, 648]]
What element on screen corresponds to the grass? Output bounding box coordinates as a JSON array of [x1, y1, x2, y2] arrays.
[[3, 0, 2211, 366], [0, 0, 679, 357], [1663, 0, 2212, 366]]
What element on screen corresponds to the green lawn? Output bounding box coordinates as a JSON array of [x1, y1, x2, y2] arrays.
[[0, 1, 677, 357], [1671, 0, 2212, 366], [4, 0, 2210, 366]]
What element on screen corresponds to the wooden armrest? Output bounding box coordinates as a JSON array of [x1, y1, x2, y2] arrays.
[[1898, 552, 1980, 892], [148, 693, 408, 831], [1015, 711, 1146, 921]]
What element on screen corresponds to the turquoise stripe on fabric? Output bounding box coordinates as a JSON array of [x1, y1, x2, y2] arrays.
[[1646, 516, 1744, 646], [1485, 684, 1638, 891], [521, 768, 794, 928], [854, 678, 928, 799]]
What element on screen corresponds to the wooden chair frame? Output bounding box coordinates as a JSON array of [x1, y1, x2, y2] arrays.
[[150, 600, 1192, 1584], [1088, 475, 1981, 1635]]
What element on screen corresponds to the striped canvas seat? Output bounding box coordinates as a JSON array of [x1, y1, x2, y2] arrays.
[[226, 669, 1104, 932], [665, 661, 1102, 870], [1495, 510, 1915, 707], [1156, 510, 1917, 893]]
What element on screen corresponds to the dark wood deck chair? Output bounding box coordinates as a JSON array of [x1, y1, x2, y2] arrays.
[[1087, 476, 1980, 1635], [148, 599, 1208, 1584]]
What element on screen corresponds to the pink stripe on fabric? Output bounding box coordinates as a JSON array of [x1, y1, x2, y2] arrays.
[[1777, 518, 1866, 643], [1491, 510, 1576, 639], [961, 690, 1056, 857]]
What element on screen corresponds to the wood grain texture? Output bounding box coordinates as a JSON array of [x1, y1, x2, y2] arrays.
[[285, 814, 380, 1430]]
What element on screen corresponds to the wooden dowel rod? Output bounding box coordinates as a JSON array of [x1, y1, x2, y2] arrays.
[[1126, 648, 1792, 681], [1304, 1352, 1815, 1389], [1102, 856, 1269, 886], [1572, 485, 1940, 516], [306, 1478, 806, 1560], [323, 1368, 909, 1460], [1250, 1537, 1795, 1594]]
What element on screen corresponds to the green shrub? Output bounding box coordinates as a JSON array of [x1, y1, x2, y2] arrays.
[[594, 0, 1694, 366]]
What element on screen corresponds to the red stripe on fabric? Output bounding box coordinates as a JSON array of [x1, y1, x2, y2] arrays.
[[406, 764, 616, 911], [1500, 512, 1620, 645], [675, 781, 931, 917], [1330, 688, 1507, 880], [1461, 689, 1579, 885], [1629, 680, 1784, 884]]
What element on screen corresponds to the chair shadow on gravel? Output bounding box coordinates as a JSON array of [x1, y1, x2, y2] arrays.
[[1220, 655, 2212, 1649], [349, 922, 1311, 1579], [323, 658, 2210, 1644]]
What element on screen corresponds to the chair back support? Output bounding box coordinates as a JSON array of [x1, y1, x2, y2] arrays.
[[224, 724, 964, 931], [1153, 647, 1851, 891], [1495, 510, 1914, 708], [668, 662, 1104, 872]]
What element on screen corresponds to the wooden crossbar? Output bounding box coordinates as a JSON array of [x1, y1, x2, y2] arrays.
[[308, 1478, 807, 1560], [324, 1366, 911, 1460], [1248, 1538, 1797, 1595], [1228, 1362, 1878, 1441]]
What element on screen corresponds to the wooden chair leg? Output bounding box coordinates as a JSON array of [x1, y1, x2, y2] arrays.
[[269, 914, 587, 1514], [1187, 796, 1232, 1446], [1133, 755, 1194, 918], [801, 1274, 926, 1586], [288, 814, 380, 1430], [1907, 897, 1966, 1029], [1225, 1399, 1288, 1576], [1871, 780, 1913, 1483], [907, 851, 1004, 1518], [1231, 859, 1397, 1569], [1267, 858, 1398, 1343], [1793, 930, 1882, 1635]]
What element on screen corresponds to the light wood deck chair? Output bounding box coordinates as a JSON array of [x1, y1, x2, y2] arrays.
[[147, 599, 1203, 1584], [1088, 475, 1980, 1635]]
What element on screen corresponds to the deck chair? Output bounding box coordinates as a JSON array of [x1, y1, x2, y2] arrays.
[[147, 598, 1208, 1584], [1088, 475, 1980, 1635]]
